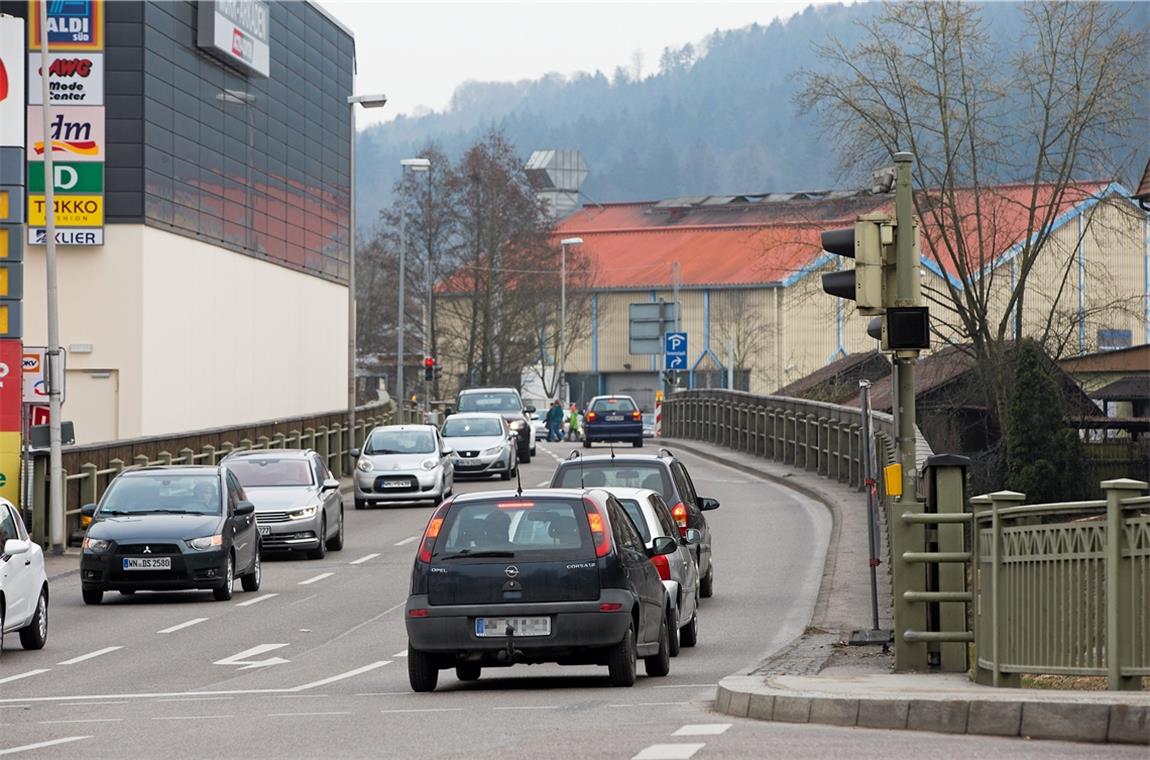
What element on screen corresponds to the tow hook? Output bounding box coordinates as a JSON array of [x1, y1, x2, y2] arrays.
[[504, 624, 516, 662]]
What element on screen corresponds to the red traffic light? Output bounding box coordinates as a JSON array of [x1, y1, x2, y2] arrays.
[[424, 357, 436, 368]]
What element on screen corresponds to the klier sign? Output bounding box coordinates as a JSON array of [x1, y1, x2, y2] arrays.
[[198, 0, 271, 78]]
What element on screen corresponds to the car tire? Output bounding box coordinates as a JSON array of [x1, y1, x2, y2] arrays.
[[680, 600, 699, 648], [500, 468, 511, 481], [700, 564, 714, 599], [644, 610, 671, 677], [213, 554, 234, 601], [408, 644, 439, 692], [354, 497, 367, 510], [455, 664, 481, 682], [582, 439, 591, 449], [18, 589, 48, 651], [0, 602, 6, 657], [241, 547, 262, 592], [82, 588, 103, 605], [667, 605, 681, 658], [606, 621, 637, 687], [326, 508, 345, 551], [633, 438, 643, 448], [309, 517, 327, 560]]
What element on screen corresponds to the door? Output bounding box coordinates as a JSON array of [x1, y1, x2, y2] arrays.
[[312, 454, 338, 540], [0, 504, 32, 629], [65, 369, 119, 444], [227, 474, 256, 571], [609, 499, 661, 645]]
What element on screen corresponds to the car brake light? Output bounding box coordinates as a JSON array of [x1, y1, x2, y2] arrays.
[[497, 500, 535, 509], [409, 608, 429, 618], [599, 602, 623, 612], [650, 553, 671, 581], [587, 411, 597, 422], [418, 500, 452, 563], [583, 497, 612, 558], [672, 502, 688, 538], [631, 410, 641, 421]]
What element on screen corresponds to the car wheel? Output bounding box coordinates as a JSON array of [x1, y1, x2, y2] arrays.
[[455, 663, 481, 682], [82, 588, 103, 605], [213, 554, 234, 601], [606, 621, 637, 687], [408, 644, 439, 692], [667, 604, 681, 658], [644, 610, 671, 677], [18, 589, 48, 651], [241, 547, 262, 592], [354, 497, 367, 510], [309, 517, 327, 560], [500, 468, 511, 480], [633, 438, 643, 448], [326, 507, 345, 551], [518, 448, 530, 464], [680, 596, 699, 648], [0, 602, 6, 657], [700, 564, 714, 599], [582, 438, 591, 449]]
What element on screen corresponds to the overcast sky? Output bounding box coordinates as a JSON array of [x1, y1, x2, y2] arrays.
[[319, 1, 827, 129]]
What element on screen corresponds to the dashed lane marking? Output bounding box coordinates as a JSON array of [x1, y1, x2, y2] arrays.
[[299, 572, 334, 585], [534, 480, 550, 487], [631, 744, 706, 760], [608, 702, 689, 708], [394, 537, 418, 547], [351, 553, 382, 563], [157, 618, 208, 634], [266, 711, 351, 718], [286, 594, 317, 607], [0, 670, 50, 686], [392, 650, 408, 658], [58, 646, 123, 665], [37, 718, 124, 725], [379, 708, 465, 714], [492, 705, 559, 711], [235, 593, 278, 607], [291, 661, 391, 692], [673, 724, 731, 736], [153, 715, 232, 721], [154, 697, 234, 703], [0, 736, 92, 756]]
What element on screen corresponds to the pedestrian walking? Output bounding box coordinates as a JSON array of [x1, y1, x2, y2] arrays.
[[546, 401, 564, 442], [566, 403, 581, 442]]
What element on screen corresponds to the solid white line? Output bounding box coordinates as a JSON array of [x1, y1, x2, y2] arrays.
[[157, 617, 208, 634], [379, 708, 464, 714], [153, 696, 234, 703], [291, 661, 391, 692], [56, 701, 130, 708], [632, 744, 706, 760], [153, 715, 232, 721], [38, 718, 124, 725], [608, 702, 689, 708], [266, 711, 351, 717], [0, 669, 50, 686], [58, 646, 123, 665], [235, 593, 278, 607], [391, 650, 408, 658], [355, 692, 409, 697], [393, 537, 418, 546], [492, 705, 558, 711], [350, 552, 381, 563], [0, 736, 92, 756], [299, 572, 334, 585], [673, 724, 731, 736]]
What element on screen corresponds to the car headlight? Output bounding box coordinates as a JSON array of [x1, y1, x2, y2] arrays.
[[482, 446, 503, 456], [357, 458, 374, 472], [186, 534, 223, 551], [509, 420, 526, 430], [421, 458, 438, 471], [288, 505, 318, 520], [83, 537, 111, 553]]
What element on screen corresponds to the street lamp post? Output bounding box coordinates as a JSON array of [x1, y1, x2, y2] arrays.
[[558, 238, 582, 404], [417, 163, 433, 414], [346, 94, 387, 456], [398, 158, 430, 418]]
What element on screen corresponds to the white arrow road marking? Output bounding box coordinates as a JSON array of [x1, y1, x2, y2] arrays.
[[350, 552, 381, 564], [0, 669, 50, 686], [157, 618, 208, 634], [290, 660, 390, 692], [213, 644, 290, 670], [0, 736, 92, 756], [58, 646, 123, 665], [299, 572, 333, 585], [235, 593, 277, 607]]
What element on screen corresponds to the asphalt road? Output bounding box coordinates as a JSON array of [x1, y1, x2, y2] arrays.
[[1, 440, 1137, 759]]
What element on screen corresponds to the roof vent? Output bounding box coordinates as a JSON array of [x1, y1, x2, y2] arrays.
[[525, 150, 588, 220]]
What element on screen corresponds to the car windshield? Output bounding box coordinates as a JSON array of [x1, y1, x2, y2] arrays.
[[100, 474, 222, 515], [591, 397, 637, 414], [458, 392, 520, 413], [227, 458, 313, 487], [442, 418, 503, 437], [435, 498, 591, 558], [616, 499, 652, 542], [365, 430, 436, 455], [553, 462, 672, 501]]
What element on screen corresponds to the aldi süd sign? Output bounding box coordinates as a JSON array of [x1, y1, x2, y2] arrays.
[[198, 0, 270, 78], [27, 0, 104, 51], [28, 53, 105, 105], [27, 161, 103, 194]]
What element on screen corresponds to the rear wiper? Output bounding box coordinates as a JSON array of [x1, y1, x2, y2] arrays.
[[437, 550, 516, 560]]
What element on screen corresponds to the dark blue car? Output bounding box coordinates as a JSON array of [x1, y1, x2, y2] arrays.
[[583, 395, 644, 448]]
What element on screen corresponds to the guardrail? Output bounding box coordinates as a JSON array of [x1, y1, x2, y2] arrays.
[[27, 402, 395, 547]]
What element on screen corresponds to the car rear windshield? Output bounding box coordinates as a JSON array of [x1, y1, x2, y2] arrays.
[[365, 430, 435, 455], [553, 462, 672, 502], [591, 397, 637, 414], [442, 418, 503, 437], [458, 392, 521, 413], [227, 458, 313, 487], [435, 498, 592, 559], [616, 499, 652, 543], [100, 474, 221, 515]]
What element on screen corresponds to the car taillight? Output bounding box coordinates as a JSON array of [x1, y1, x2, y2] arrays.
[[631, 410, 641, 421], [409, 608, 429, 618], [650, 553, 671, 581], [672, 502, 688, 538], [587, 411, 597, 422], [583, 497, 612, 558], [418, 500, 452, 563]]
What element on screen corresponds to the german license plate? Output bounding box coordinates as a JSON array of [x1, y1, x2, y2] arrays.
[[258, 526, 270, 536], [382, 479, 408, 488], [122, 557, 171, 570], [606, 414, 624, 422], [457, 458, 479, 467], [475, 616, 551, 637]]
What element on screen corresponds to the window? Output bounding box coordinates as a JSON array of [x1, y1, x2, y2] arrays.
[[553, 462, 670, 498], [649, 494, 678, 538], [228, 458, 314, 487], [608, 498, 644, 551], [312, 455, 327, 485], [101, 474, 222, 516], [617, 499, 652, 543], [365, 430, 435, 455], [671, 463, 700, 507], [591, 397, 638, 414], [0, 506, 18, 548], [457, 392, 521, 413], [437, 499, 588, 557], [442, 418, 504, 437]]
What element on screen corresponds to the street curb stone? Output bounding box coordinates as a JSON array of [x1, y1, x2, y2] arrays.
[[857, 699, 908, 729], [771, 695, 812, 723], [810, 697, 859, 726], [967, 700, 1022, 736], [1108, 705, 1150, 744], [908, 699, 969, 734], [1021, 702, 1109, 743]]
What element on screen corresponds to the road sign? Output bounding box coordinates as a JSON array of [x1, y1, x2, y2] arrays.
[[664, 331, 687, 370], [22, 346, 65, 404], [629, 301, 680, 355]]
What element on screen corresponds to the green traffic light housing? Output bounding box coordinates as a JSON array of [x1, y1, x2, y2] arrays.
[[819, 215, 892, 315]]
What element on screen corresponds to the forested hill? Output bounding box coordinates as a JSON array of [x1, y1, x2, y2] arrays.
[[353, 1, 1146, 228]]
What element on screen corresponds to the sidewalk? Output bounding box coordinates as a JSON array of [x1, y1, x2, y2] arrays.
[[660, 438, 1149, 746]]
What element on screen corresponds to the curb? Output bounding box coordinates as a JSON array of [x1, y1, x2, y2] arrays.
[[714, 677, 1149, 745]]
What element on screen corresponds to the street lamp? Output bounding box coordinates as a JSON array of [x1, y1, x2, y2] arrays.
[[398, 158, 430, 416], [559, 237, 582, 404], [347, 93, 387, 455]]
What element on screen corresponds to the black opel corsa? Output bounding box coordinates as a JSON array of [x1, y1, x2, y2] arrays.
[[80, 466, 261, 604], [404, 488, 675, 691]]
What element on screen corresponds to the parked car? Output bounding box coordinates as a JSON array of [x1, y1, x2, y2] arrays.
[[606, 487, 700, 654], [549, 448, 719, 597], [352, 424, 454, 509], [455, 387, 535, 463], [222, 449, 344, 559], [583, 395, 643, 448], [79, 466, 262, 604], [404, 488, 675, 691], [641, 413, 656, 439], [528, 411, 547, 441], [441, 413, 518, 480], [0, 498, 48, 656]]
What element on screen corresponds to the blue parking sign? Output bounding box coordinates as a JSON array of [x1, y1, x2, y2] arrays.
[[664, 332, 687, 370]]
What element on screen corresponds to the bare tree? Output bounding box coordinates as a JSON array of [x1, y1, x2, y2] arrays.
[[524, 245, 597, 399], [710, 290, 770, 385]]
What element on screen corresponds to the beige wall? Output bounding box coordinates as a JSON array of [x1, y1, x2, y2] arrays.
[[22, 225, 348, 442]]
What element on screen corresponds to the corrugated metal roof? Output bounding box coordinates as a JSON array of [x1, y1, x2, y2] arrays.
[[1137, 159, 1150, 200]]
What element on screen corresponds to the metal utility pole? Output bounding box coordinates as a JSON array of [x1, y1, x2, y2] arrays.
[[398, 158, 430, 415], [419, 164, 433, 415], [860, 379, 880, 631], [893, 152, 919, 499], [559, 238, 582, 404]]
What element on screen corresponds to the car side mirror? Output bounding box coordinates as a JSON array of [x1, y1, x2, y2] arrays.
[[700, 497, 720, 511], [442, 447, 453, 456], [81, 503, 98, 519], [235, 501, 256, 517], [3, 538, 30, 556], [525, 405, 536, 414], [349, 448, 361, 459], [321, 478, 340, 492], [649, 535, 677, 557], [682, 528, 703, 545]]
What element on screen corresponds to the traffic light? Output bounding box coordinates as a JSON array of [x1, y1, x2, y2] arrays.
[[423, 356, 435, 381], [820, 213, 895, 316], [868, 307, 931, 351]]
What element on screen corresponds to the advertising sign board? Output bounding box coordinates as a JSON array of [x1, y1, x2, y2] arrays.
[[22, 346, 65, 404], [28, 53, 105, 105], [27, 161, 103, 193], [28, 194, 103, 226], [197, 0, 271, 78], [0, 17, 25, 148], [26, 105, 105, 161], [27, 227, 103, 246], [28, 0, 104, 51]]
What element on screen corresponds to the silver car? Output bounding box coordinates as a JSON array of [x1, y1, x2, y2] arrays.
[[608, 487, 701, 655], [353, 425, 454, 509], [223, 450, 344, 560], [441, 413, 518, 480]]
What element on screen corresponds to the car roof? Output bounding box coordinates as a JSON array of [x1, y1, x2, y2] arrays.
[[443, 412, 506, 420], [223, 449, 315, 460], [122, 465, 222, 477], [447, 488, 603, 505], [459, 387, 519, 395], [601, 487, 660, 500], [369, 424, 437, 432], [589, 395, 637, 402], [559, 452, 676, 465]]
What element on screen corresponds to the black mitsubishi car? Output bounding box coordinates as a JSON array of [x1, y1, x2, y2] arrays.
[[80, 466, 262, 604]]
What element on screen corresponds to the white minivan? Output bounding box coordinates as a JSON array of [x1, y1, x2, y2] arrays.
[[0, 498, 49, 656]]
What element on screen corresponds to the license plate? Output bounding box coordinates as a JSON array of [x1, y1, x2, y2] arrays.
[[122, 557, 171, 570], [476, 616, 551, 637], [606, 415, 624, 422], [258, 526, 270, 536], [382, 480, 408, 488], [456, 458, 479, 467]]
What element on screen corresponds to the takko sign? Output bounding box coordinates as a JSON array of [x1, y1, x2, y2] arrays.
[[28, 53, 105, 105]]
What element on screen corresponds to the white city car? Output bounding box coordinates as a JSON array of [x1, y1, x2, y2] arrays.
[[0, 497, 49, 656]]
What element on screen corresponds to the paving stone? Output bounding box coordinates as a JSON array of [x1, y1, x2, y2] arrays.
[[1021, 702, 1109, 743], [727, 690, 750, 718], [857, 699, 908, 730], [907, 699, 969, 734], [714, 686, 731, 714], [1107, 704, 1150, 745], [748, 693, 774, 721], [810, 697, 859, 727], [967, 700, 1021, 737], [772, 695, 812, 723]]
